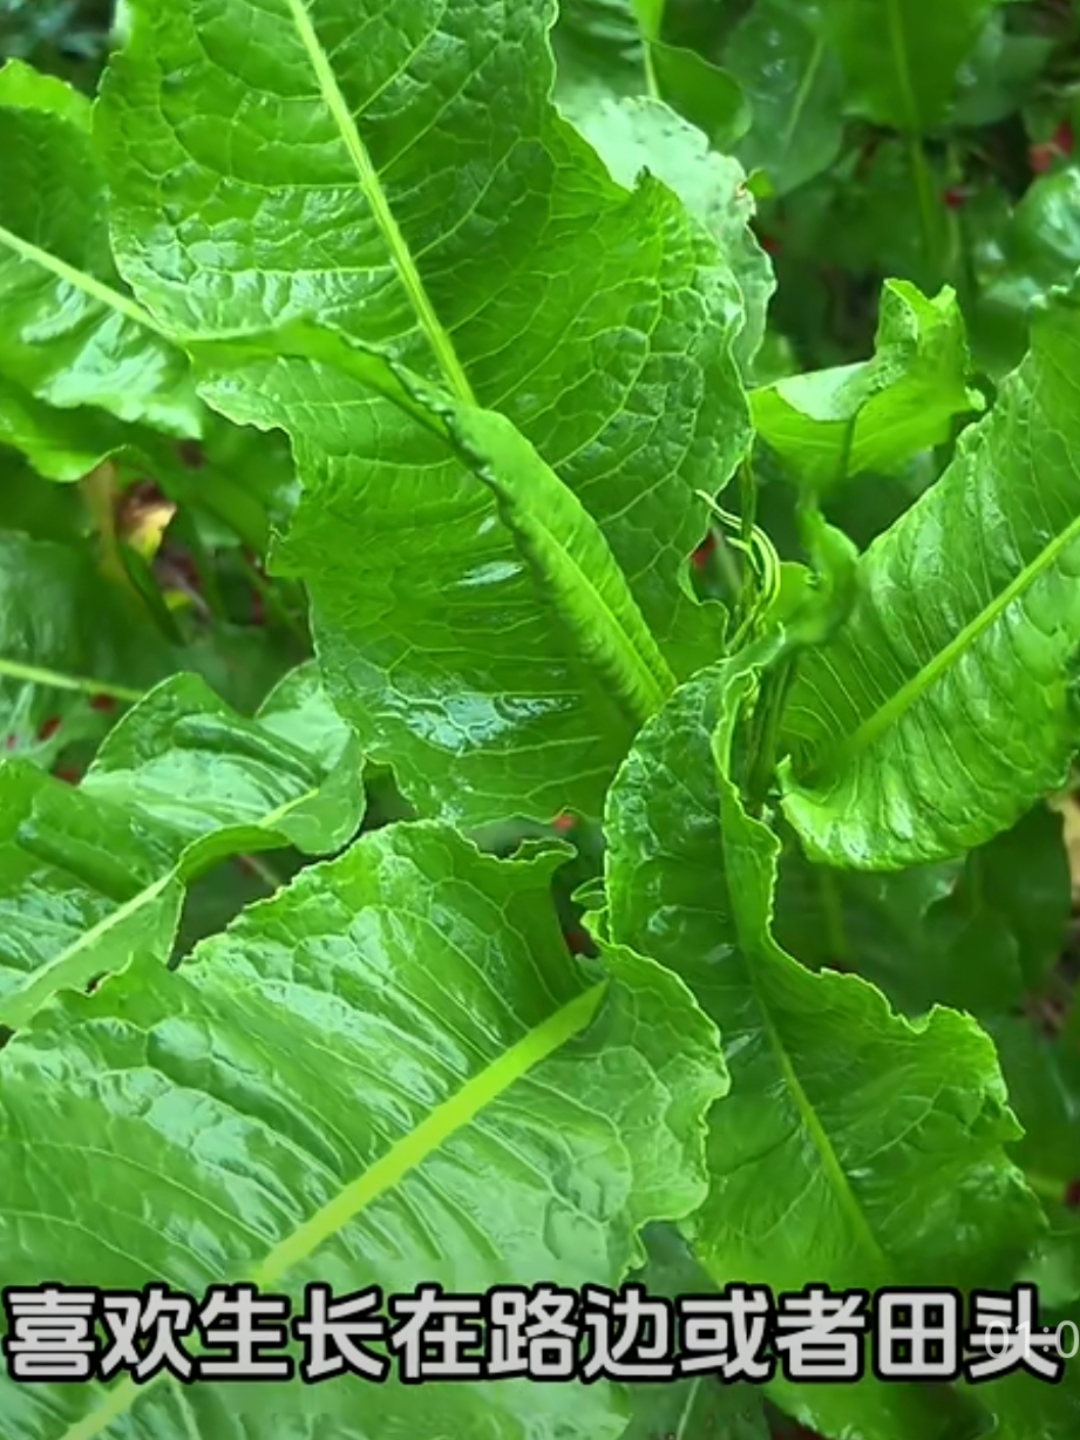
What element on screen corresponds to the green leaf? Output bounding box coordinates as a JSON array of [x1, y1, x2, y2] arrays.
[[99, 0, 749, 825], [553, 0, 749, 152], [725, 0, 846, 196], [990, 167, 1080, 301], [0, 61, 297, 531], [603, 647, 1044, 1440], [0, 661, 364, 1029], [973, 165, 1080, 377], [950, 10, 1053, 128], [552, 0, 645, 110], [0, 823, 727, 1440], [624, 1225, 771, 1440], [0, 59, 202, 475], [775, 802, 1071, 1017], [648, 43, 750, 152], [190, 307, 719, 825], [0, 529, 176, 760], [992, 1016, 1080, 1222], [567, 96, 775, 371], [0, 450, 86, 543], [751, 279, 982, 493], [780, 278, 1080, 868], [820, 0, 1002, 132], [976, 1366, 1080, 1440]]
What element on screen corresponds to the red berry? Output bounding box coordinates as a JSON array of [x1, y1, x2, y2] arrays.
[[38, 716, 61, 741], [1065, 1179, 1080, 1208], [552, 812, 575, 834], [943, 187, 966, 210], [55, 766, 81, 785], [89, 694, 116, 713], [692, 532, 717, 571]]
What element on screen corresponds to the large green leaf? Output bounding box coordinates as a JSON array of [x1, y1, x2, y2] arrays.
[[0, 60, 202, 475], [820, 0, 1002, 133], [724, 0, 846, 196], [0, 661, 364, 1029], [602, 646, 1045, 1440], [191, 314, 711, 828], [0, 823, 727, 1440], [567, 95, 775, 372], [751, 279, 981, 493], [780, 278, 1080, 868], [97, 0, 750, 823]]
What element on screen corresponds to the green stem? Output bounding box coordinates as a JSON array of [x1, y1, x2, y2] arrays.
[[906, 131, 939, 279], [835, 415, 858, 491], [642, 39, 660, 99], [883, 0, 939, 280], [745, 654, 794, 815], [737, 457, 759, 625], [0, 657, 144, 705], [713, 527, 743, 601]]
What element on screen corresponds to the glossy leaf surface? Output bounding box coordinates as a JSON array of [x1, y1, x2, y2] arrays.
[[0, 59, 201, 475], [751, 280, 981, 492], [0, 662, 364, 1028], [604, 648, 1043, 1440], [781, 280, 1080, 867], [100, 0, 751, 825], [0, 823, 726, 1439]]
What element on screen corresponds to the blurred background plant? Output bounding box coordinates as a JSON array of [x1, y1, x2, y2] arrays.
[[4, 10, 1080, 1434], [0, 0, 112, 89]]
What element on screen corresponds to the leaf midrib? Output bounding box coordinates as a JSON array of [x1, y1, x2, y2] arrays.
[[0, 783, 323, 1029], [713, 672, 891, 1275], [282, 0, 476, 406], [751, 963, 889, 1269], [60, 979, 609, 1440], [836, 506, 1080, 761], [781, 33, 825, 152], [508, 494, 677, 724], [0, 221, 167, 338]]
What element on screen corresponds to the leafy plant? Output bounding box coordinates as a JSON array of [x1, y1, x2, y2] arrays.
[[1, 1, 1080, 1438]]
